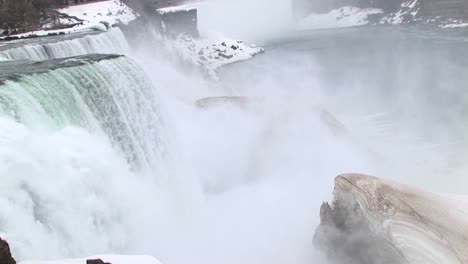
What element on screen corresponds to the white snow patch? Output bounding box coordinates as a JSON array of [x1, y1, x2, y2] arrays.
[[382, 0, 420, 25], [20, 255, 162, 264], [440, 22, 468, 28], [404, 0, 419, 9], [157, 3, 201, 14], [59, 0, 137, 27], [296, 6, 383, 31]]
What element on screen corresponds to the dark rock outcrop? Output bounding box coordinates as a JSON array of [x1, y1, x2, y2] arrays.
[[87, 259, 112, 264], [0, 237, 16, 264], [314, 189, 407, 264]]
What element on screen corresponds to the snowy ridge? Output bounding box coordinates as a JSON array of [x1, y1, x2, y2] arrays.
[[20, 255, 162, 264], [298, 0, 468, 30], [383, 0, 468, 28], [382, 0, 468, 28], [296, 7, 383, 31]]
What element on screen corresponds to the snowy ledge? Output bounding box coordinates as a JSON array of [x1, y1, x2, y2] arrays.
[[166, 34, 264, 79], [157, 3, 200, 15], [297, 0, 468, 31]]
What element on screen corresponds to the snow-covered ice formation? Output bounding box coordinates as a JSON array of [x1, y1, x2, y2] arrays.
[[315, 174, 468, 264]]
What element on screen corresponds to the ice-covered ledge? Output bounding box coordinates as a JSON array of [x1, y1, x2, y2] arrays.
[[314, 174, 468, 264]]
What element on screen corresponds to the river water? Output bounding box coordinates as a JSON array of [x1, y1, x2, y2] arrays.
[[0, 22, 468, 264]]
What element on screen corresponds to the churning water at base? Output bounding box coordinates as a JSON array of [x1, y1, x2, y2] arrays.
[[0, 28, 128, 61]]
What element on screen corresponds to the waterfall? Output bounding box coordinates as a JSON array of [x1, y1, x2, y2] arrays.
[[0, 28, 129, 61], [0, 53, 177, 260], [0, 54, 166, 171]]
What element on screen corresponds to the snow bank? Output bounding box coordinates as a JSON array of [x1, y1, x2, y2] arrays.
[[20, 255, 162, 264], [0, 0, 137, 40], [440, 22, 468, 28], [0, 24, 106, 40], [167, 33, 264, 78], [296, 6, 383, 31], [380, 0, 468, 27], [59, 0, 137, 27]]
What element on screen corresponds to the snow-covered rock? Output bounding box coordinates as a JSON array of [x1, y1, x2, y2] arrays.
[[296, 6, 383, 30], [381, 0, 468, 28], [381, 0, 421, 25], [315, 174, 468, 264], [20, 255, 161, 264], [298, 0, 468, 30], [167, 33, 264, 79], [0, 0, 137, 40]]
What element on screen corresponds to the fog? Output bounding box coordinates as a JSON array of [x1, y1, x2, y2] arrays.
[[128, 3, 468, 264], [196, 0, 294, 41]]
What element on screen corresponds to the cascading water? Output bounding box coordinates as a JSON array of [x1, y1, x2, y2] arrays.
[[0, 28, 129, 61], [0, 54, 170, 170], [0, 54, 181, 259]]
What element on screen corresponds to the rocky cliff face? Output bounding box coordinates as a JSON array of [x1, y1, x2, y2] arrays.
[[314, 175, 407, 264], [315, 174, 468, 264]]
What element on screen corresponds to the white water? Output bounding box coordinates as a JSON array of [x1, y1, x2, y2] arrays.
[[0, 55, 191, 260], [0, 28, 128, 61], [0, 26, 348, 263]]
